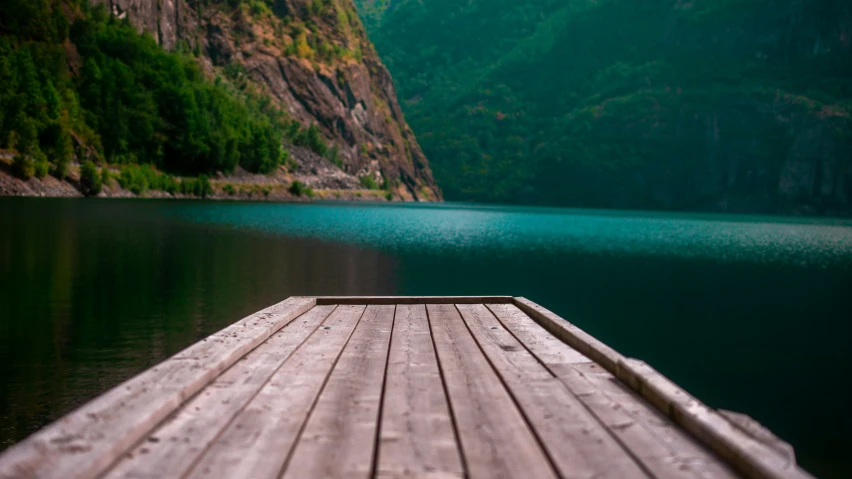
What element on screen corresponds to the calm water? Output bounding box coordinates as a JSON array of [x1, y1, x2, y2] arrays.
[[1, 198, 851, 477]]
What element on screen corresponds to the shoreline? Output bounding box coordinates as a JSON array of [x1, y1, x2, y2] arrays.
[[0, 158, 413, 204]]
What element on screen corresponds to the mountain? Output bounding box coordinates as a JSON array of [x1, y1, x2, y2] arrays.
[[0, 0, 439, 201], [356, 0, 852, 215]]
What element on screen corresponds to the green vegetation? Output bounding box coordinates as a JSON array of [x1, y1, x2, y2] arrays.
[[116, 164, 179, 195], [179, 175, 213, 198], [357, 0, 852, 208], [76, 162, 212, 198], [359, 174, 379, 190], [0, 0, 298, 186], [292, 124, 328, 157], [33, 156, 49, 178], [99, 166, 110, 186], [79, 160, 101, 196], [326, 144, 343, 167], [288, 180, 313, 197]]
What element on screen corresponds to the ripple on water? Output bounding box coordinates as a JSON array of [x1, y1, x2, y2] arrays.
[[173, 203, 852, 269]]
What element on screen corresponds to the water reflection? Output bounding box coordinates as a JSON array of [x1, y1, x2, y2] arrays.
[[0, 199, 850, 478], [0, 199, 397, 447]]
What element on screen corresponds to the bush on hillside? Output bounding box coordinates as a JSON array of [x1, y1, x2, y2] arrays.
[[80, 160, 102, 196]]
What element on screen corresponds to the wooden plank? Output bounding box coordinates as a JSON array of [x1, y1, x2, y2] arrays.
[[572, 362, 741, 479], [618, 359, 815, 479], [457, 303, 648, 479], [488, 303, 740, 479], [282, 305, 396, 479], [513, 297, 624, 372], [718, 410, 797, 467], [102, 305, 336, 478], [183, 304, 367, 479], [426, 304, 557, 479], [0, 297, 316, 479], [376, 304, 464, 479], [314, 296, 514, 305], [513, 294, 809, 477], [511, 296, 811, 478], [484, 304, 594, 369]]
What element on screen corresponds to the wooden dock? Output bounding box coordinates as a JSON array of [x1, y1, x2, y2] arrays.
[[0, 296, 813, 479]]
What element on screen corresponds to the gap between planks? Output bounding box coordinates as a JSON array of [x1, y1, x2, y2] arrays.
[[0, 297, 814, 479], [186, 304, 369, 479], [485, 303, 740, 479], [0, 297, 317, 479], [455, 303, 650, 479], [377, 304, 465, 478], [101, 304, 340, 479], [426, 303, 558, 479]]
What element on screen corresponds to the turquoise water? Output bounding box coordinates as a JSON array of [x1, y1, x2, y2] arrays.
[[1, 199, 850, 476]]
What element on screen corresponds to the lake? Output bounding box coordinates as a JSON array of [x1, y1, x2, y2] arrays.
[[1, 198, 850, 477]]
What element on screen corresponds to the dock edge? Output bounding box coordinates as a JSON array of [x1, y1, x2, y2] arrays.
[[513, 297, 814, 479], [0, 296, 815, 479]]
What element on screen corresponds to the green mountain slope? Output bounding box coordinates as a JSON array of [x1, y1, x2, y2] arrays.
[[0, 0, 439, 200], [1, 0, 283, 182], [357, 0, 852, 214]]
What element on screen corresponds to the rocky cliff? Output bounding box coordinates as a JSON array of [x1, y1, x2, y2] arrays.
[[92, 0, 438, 201]]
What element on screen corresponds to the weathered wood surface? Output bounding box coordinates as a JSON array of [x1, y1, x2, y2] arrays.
[[0, 297, 315, 479], [511, 298, 812, 479], [314, 296, 514, 305], [185, 304, 366, 479], [376, 304, 464, 479], [457, 303, 648, 478], [486, 303, 740, 479], [427, 303, 558, 479], [0, 297, 815, 479], [103, 304, 336, 479], [282, 305, 395, 478]]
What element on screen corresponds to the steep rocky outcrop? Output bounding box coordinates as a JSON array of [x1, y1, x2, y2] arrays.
[[92, 0, 439, 201]]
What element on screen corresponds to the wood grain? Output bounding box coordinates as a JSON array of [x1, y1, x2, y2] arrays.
[[618, 359, 815, 479], [458, 303, 648, 479], [314, 296, 513, 305], [512, 297, 623, 372], [0, 297, 315, 479], [426, 304, 557, 479], [282, 305, 396, 479], [0, 296, 810, 479], [102, 305, 336, 478], [184, 304, 367, 479], [376, 304, 464, 479], [488, 303, 740, 479]]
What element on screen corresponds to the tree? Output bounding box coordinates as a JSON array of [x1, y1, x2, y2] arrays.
[[13, 50, 45, 122], [12, 154, 35, 179], [1, 0, 299, 196], [195, 174, 212, 197], [44, 80, 60, 120], [53, 126, 73, 179], [80, 160, 102, 196], [33, 150, 49, 178]]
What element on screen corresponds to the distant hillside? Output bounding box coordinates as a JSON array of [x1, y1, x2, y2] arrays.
[[357, 0, 852, 215], [0, 0, 439, 201]]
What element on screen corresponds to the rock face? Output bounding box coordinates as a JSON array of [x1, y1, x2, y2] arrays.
[[90, 0, 197, 50], [91, 0, 439, 201]]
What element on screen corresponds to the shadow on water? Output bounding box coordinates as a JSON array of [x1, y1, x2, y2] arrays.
[[1, 198, 850, 477]]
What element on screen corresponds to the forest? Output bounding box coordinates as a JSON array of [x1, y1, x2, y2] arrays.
[[3, 0, 850, 211], [0, 0, 332, 194], [357, 0, 852, 213]]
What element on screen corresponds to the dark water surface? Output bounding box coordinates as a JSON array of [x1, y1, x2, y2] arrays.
[[1, 198, 851, 476]]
